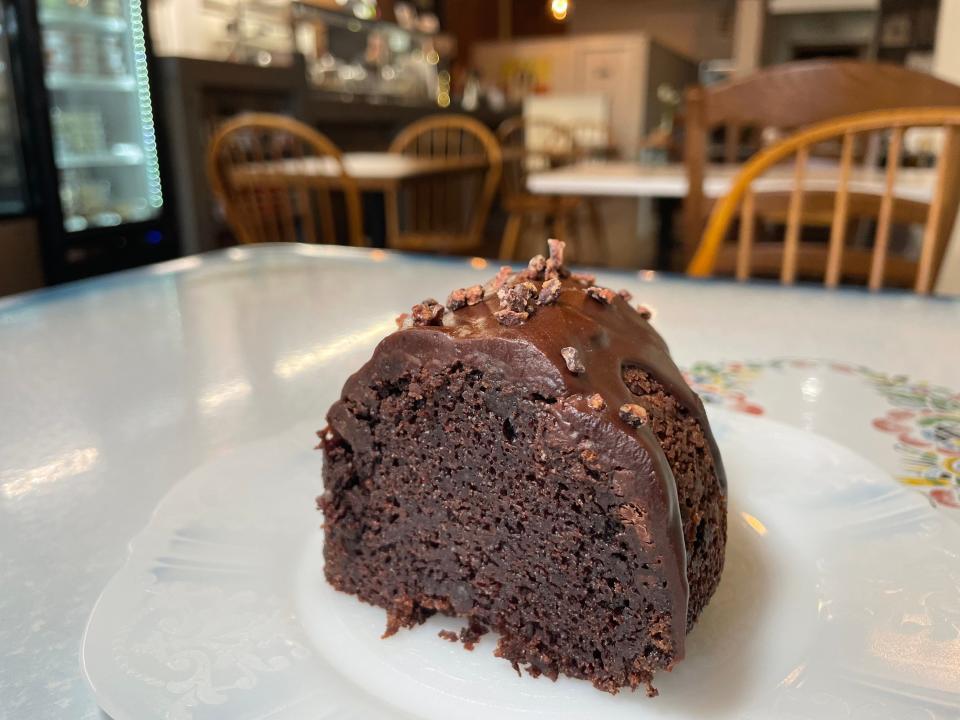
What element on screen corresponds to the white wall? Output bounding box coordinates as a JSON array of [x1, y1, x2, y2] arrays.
[[472, 33, 650, 152], [150, 0, 290, 59], [567, 0, 732, 62], [732, 0, 765, 76], [150, 0, 226, 58]]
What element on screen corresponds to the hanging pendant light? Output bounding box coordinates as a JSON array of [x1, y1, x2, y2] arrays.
[[549, 0, 570, 22]]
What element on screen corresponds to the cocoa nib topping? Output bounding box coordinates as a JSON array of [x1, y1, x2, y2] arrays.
[[586, 393, 606, 411], [618, 289, 633, 302], [522, 254, 547, 280], [395, 312, 409, 328], [586, 286, 617, 304], [493, 308, 528, 326], [446, 284, 485, 311], [619, 403, 649, 427], [545, 238, 571, 279], [547, 238, 565, 266], [488, 265, 513, 292], [545, 257, 569, 280], [494, 264, 539, 325], [636, 304, 653, 320], [560, 346, 585, 374], [497, 281, 538, 312], [571, 272, 596, 285], [411, 298, 445, 326], [438, 630, 459, 643], [538, 277, 562, 305]]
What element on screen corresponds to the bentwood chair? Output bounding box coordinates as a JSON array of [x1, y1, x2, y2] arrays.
[[385, 114, 501, 254], [682, 61, 960, 267], [207, 113, 364, 246], [688, 107, 960, 294], [497, 116, 607, 262], [569, 120, 618, 162]]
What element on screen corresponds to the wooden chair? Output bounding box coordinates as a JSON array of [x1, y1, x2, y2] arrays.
[[570, 120, 619, 161], [688, 107, 960, 294], [683, 60, 960, 268], [385, 114, 501, 254], [207, 113, 363, 246], [497, 116, 606, 262]]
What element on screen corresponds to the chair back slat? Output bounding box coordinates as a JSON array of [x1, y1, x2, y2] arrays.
[[272, 139, 298, 244], [782, 146, 809, 285], [682, 61, 960, 264], [868, 126, 904, 291], [207, 113, 364, 246], [736, 188, 756, 281], [724, 123, 740, 164], [246, 131, 286, 244], [690, 106, 960, 294], [224, 139, 260, 244], [386, 114, 502, 253], [296, 185, 317, 243], [915, 126, 959, 293], [825, 132, 856, 288]]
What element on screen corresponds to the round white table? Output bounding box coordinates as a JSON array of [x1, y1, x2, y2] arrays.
[[1, 244, 958, 718], [527, 160, 939, 203]]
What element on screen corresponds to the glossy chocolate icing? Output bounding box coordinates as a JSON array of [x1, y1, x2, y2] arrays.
[[329, 262, 726, 663]]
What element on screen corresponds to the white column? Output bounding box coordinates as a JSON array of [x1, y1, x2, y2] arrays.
[[732, 0, 766, 76], [149, 0, 213, 58], [934, 0, 960, 295]]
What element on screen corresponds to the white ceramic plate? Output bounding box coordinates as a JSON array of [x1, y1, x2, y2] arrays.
[[81, 408, 960, 720]]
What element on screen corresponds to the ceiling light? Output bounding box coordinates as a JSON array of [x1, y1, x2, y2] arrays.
[[549, 0, 570, 22]]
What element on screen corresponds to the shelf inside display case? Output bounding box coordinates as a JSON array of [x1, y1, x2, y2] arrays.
[[0, 19, 25, 214], [56, 147, 144, 168], [46, 73, 136, 91], [291, 1, 439, 39], [38, 9, 127, 32]]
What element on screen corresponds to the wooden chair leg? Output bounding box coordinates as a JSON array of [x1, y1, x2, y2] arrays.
[[499, 212, 524, 260], [586, 199, 608, 265]]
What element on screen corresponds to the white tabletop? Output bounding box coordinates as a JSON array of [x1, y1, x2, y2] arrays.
[[265, 153, 431, 180], [2, 244, 959, 718], [527, 160, 939, 203], [233, 152, 488, 188]]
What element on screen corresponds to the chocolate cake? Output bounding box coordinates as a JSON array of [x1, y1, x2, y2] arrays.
[[318, 240, 727, 696]]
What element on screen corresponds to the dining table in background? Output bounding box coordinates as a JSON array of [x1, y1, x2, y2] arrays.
[[229, 152, 492, 247], [1, 244, 958, 717], [527, 160, 942, 270]]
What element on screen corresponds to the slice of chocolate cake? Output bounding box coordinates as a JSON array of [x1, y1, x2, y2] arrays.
[[318, 240, 726, 695]]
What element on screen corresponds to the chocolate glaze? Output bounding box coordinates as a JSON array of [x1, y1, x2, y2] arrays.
[[329, 273, 726, 663]]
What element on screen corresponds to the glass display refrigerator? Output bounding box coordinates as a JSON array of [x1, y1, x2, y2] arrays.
[[0, 15, 27, 216], [4, 0, 177, 283]]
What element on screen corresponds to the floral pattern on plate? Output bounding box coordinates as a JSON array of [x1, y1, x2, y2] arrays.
[[684, 359, 960, 511]]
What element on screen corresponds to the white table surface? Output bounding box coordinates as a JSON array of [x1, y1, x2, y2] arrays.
[[527, 160, 939, 203], [2, 244, 959, 718], [236, 152, 486, 183]]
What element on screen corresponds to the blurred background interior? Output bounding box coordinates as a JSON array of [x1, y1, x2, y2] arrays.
[[3, 0, 960, 296]]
